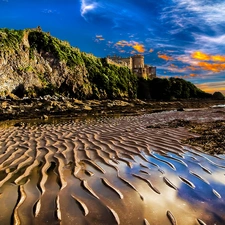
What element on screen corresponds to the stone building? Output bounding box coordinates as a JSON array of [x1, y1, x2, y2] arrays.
[[106, 54, 156, 79], [106, 56, 132, 69]]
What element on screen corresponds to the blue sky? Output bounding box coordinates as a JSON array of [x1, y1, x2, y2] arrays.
[[0, 0, 225, 94]]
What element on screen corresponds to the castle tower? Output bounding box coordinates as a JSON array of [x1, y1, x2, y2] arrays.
[[132, 55, 144, 68], [131, 55, 146, 78]]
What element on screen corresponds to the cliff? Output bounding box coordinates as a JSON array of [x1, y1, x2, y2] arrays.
[[0, 28, 137, 99], [0, 28, 213, 102]]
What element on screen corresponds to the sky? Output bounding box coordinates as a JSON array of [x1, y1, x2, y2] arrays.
[[0, 0, 225, 94]]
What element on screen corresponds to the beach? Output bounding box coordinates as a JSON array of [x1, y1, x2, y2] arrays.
[[0, 107, 225, 224]]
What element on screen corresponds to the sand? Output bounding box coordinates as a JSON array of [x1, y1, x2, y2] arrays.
[[0, 108, 225, 225]]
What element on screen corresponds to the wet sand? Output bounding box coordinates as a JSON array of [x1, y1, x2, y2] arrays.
[[0, 108, 225, 225]]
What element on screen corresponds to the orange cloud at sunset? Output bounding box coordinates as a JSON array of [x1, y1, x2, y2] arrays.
[[168, 64, 185, 73], [158, 54, 173, 61], [115, 41, 145, 53], [192, 51, 225, 62], [191, 51, 211, 61], [198, 62, 225, 72], [132, 43, 145, 53], [211, 55, 225, 62], [185, 65, 198, 71], [115, 40, 132, 47], [175, 53, 225, 73], [170, 64, 178, 68]]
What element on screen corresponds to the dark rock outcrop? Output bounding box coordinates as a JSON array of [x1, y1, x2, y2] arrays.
[[212, 92, 225, 100]]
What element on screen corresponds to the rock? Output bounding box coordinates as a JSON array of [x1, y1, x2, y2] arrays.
[[43, 95, 52, 101], [1, 101, 9, 109], [7, 93, 20, 100], [107, 100, 131, 107], [73, 99, 84, 105], [41, 114, 48, 120], [132, 99, 147, 105], [212, 92, 225, 100], [83, 105, 92, 111], [0, 30, 92, 99], [65, 101, 73, 108], [14, 122, 26, 127]]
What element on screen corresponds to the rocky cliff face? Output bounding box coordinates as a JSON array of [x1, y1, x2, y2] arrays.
[[0, 28, 138, 100], [0, 28, 93, 99]]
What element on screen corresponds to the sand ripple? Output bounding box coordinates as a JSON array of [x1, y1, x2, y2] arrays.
[[0, 108, 225, 224]]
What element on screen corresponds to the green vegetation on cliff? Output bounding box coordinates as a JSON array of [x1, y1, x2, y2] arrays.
[[0, 28, 24, 50], [85, 57, 137, 99], [0, 28, 211, 100], [28, 30, 84, 66], [27, 30, 137, 99]]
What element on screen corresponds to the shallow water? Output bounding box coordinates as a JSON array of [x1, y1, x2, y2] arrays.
[[0, 108, 225, 224]]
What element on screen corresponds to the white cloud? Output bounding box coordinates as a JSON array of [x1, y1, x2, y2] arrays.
[[176, 54, 199, 66], [42, 9, 59, 14], [80, 0, 98, 18], [79, 0, 146, 30], [190, 33, 225, 54], [193, 33, 225, 45], [161, 0, 225, 33]]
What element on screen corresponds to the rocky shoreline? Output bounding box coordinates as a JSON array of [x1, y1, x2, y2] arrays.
[[146, 109, 225, 155], [1, 96, 225, 122], [182, 120, 225, 155], [1, 97, 225, 156]]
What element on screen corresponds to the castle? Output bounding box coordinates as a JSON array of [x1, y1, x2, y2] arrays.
[[106, 55, 156, 79]]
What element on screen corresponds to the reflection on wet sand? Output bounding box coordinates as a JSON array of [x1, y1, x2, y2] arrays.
[[0, 108, 225, 224]]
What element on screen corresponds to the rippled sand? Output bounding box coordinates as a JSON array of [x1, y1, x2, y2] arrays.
[[0, 108, 225, 225]]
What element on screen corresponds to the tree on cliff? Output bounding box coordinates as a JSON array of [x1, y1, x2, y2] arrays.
[[137, 77, 212, 100]]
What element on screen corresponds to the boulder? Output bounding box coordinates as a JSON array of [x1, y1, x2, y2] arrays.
[[212, 92, 225, 100]]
